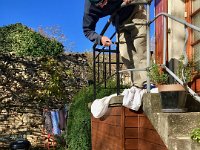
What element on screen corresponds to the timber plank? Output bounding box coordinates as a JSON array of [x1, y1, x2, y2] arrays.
[[125, 108, 143, 117], [139, 116, 154, 129], [124, 128, 138, 138], [104, 107, 123, 116], [91, 107, 167, 150], [125, 139, 138, 149], [139, 139, 168, 150], [92, 121, 121, 137], [125, 116, 139, 127], [92, 131, 122, 150], [92, 115, 121, 126], [139, 128, 166, 145]]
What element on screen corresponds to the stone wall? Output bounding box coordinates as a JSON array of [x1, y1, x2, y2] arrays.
[[0, 52, 90, 148]]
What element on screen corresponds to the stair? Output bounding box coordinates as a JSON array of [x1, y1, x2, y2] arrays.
[[143, 93, 200, 150]]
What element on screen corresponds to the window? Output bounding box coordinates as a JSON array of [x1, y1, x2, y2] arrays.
[[191, 0, 200, 71]]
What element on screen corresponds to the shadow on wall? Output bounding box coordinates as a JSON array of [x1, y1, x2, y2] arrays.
[[0, 52, 90, 148]]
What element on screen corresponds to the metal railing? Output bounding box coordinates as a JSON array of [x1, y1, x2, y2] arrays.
[[92, 0, 152, 99], [150, 12, 200, 102], [92, 0, 200, 102]]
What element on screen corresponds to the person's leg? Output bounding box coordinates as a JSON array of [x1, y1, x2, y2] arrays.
[[119, 5, 147, 87], [119, 29, 135, 86], [131, 27, 147, 87], [131, 5, 147, 87]]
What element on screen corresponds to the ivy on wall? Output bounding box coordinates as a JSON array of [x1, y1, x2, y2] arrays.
[[0, 22, 93, 148], [0, 52, 90, 109], [0, 23, 64, 57], [0, 52, 91, 148]]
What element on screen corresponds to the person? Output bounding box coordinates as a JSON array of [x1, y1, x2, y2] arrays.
[[83, 0, 147, 88]]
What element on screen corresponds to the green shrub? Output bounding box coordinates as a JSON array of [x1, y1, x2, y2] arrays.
[[0, 23, 64, 56], [177, 55, 194, 83], [35, 57, 72, 105], [148, 62, 169, 85], [66, 80, 119, 150]]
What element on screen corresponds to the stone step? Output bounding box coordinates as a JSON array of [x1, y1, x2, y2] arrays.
[[168, 137, 200, 150], [143, 93, 200, 150]]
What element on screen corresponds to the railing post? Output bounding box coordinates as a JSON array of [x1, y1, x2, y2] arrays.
[[147, 2, 151, 92], [103, 47, 106, 88], [104, 61, 107, 88], [93, 46, 96, 100], [163, 16, 167, 66], [109, 46, 112, 76], [97, 54, 100, 83], [115, 14, 120, 95]]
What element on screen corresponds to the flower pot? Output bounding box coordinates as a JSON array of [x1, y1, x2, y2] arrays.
[[158, 84, 187, 112]]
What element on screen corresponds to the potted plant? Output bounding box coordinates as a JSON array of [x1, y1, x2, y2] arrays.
[[148, 62, 168, 85], [176, 55, 194, 84], [148, 61, 188, 112]]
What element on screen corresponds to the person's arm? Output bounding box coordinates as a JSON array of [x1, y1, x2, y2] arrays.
[[83, 13, 112, 46], [83, 12, 102, 45], [83, 0, 112, 46], [83, 0, 102, 45]]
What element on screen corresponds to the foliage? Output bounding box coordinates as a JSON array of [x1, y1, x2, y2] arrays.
[[54, 134, 67, 150], [0, 23, 64, 57], [191, 128, 200, 143], [34, 57, 71, 105], [83, 52, 119, 82], [177, 55, 194, 83], [148, 62, 169, 85], [0, 52, 89, 110], [66, 80, 118, 150], [0, 51, 91, 148], [82, 52, 93, 80]]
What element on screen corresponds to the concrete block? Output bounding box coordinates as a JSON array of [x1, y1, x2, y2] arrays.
[[143, 93, 200, 150]]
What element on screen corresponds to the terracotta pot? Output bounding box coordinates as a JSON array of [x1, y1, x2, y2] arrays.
[[157, 84, 187, 112]]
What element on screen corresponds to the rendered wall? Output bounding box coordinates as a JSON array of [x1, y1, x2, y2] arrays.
[[168, 0, 185, 60], [155, 0, 185, 62]]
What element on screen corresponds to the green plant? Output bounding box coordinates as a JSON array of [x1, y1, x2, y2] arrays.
[[0, 23, 64, 56], [191, 128, 200, 143], [177, 55, 194, 83], [148, 62, 169, 85], [66, 80, 119, 150], [32, 57, 72, 106], [54, 134, 67, 150]]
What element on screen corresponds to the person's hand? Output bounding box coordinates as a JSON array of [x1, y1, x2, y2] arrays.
[[101, 36, 112, 47], [123, 0, 132, 4]]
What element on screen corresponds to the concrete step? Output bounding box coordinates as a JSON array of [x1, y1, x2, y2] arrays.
[[143, 93, 200, 150], [168, 137, 200, 150]]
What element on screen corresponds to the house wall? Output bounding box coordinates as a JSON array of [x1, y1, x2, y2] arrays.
[[155, 0, 185, 62], [168, 0, 185, 60], [155, 0, 200, 94]]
